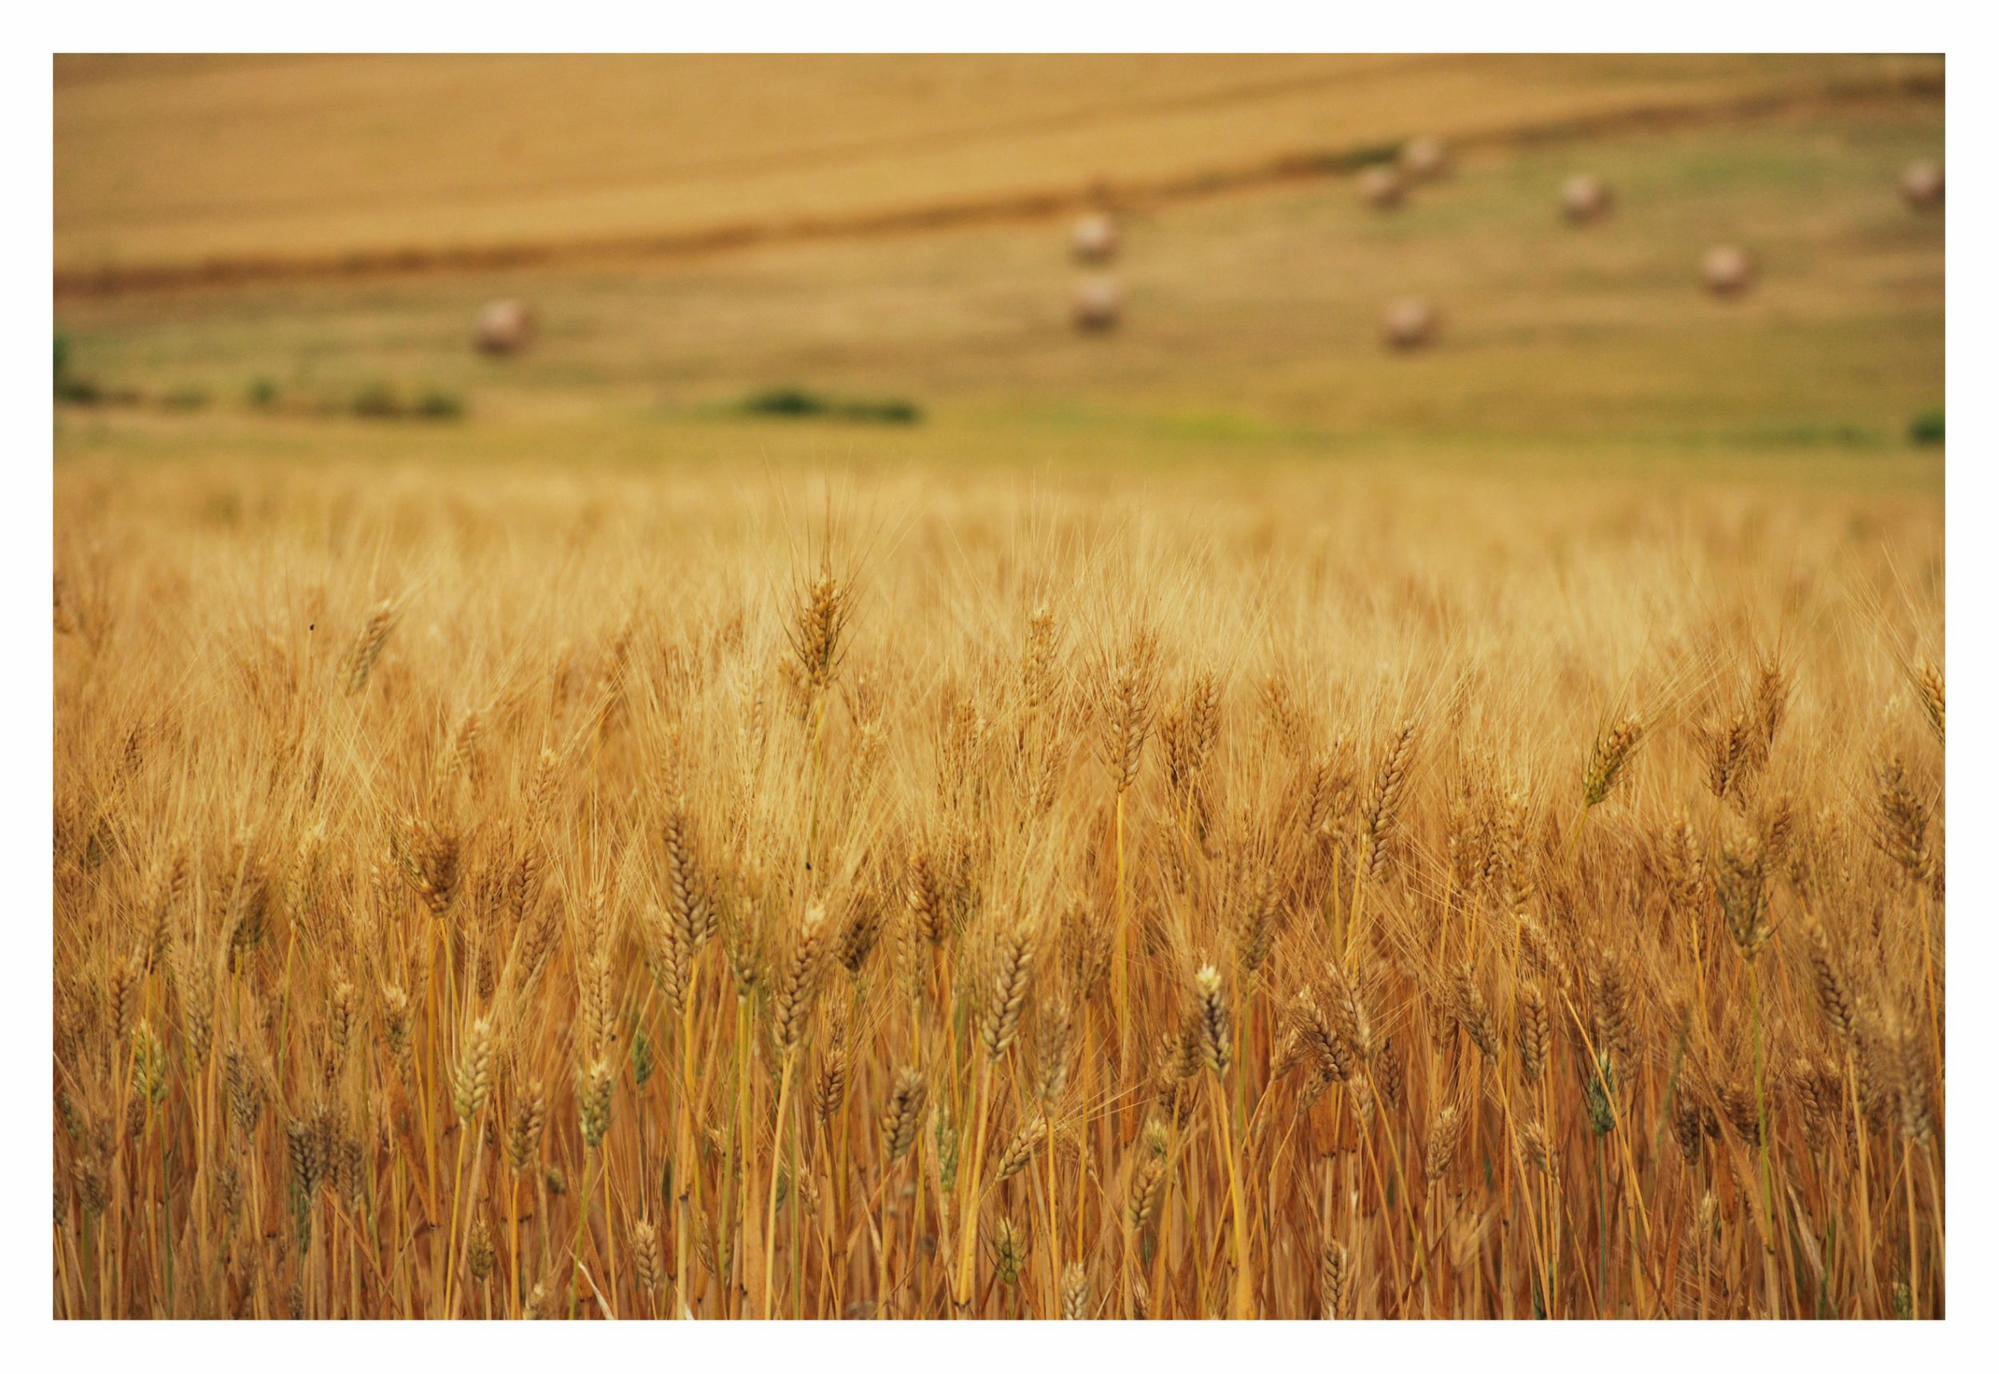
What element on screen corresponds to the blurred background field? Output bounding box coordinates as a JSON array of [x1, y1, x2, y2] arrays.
[[55, 53, 1942, 495]]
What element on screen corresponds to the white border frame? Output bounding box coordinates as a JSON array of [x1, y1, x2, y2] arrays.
[[17, 11, 1979, 1363]]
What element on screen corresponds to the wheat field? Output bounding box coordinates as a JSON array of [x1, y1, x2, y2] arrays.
[[51, 454, 1943, 1319], [52, 51, 1945, 1324]]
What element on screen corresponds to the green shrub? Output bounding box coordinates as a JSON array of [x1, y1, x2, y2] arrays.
[[740, 386, 921, 425], [742, 386, 831, 418], [55, 374, 102, 405], [54, 331, 102, 404], [416, 389, 466, 420], [349, 382, 464, 421], [1909, 408, 1944, 445], [246, 377, 280, 410], [842, 397, 922, 425]]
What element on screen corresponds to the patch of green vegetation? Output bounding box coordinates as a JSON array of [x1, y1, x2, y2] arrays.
[[1909, 408, 1944, 446], [54, 331, 103, 404], [739, 386, 921, 425], [415, 389, 466, 420], [54, 331, 193, 410], [741, 386, 826, 418], [54, 374, 103, 405], [349, 382, 466, 421]]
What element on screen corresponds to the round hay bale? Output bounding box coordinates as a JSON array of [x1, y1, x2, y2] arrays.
[[1560, 174, 1613, 225], [1900, 160, 1944, 211], [1071, 276, 1123, 333], [473, 299, 533, 356], [1359, 165, 1406, 211], [1401, 136, 1449, 182], [1380, 297, 1440, 351], [1702, 244, 1755, 298], [1071, 212, 1121, 264]]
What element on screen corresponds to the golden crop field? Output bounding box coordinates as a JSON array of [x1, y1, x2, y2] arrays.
[[52, 55, 1944, 1321]]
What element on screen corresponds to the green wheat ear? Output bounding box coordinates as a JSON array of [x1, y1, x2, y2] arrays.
[[1584, 1050, 1619, 1137]]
